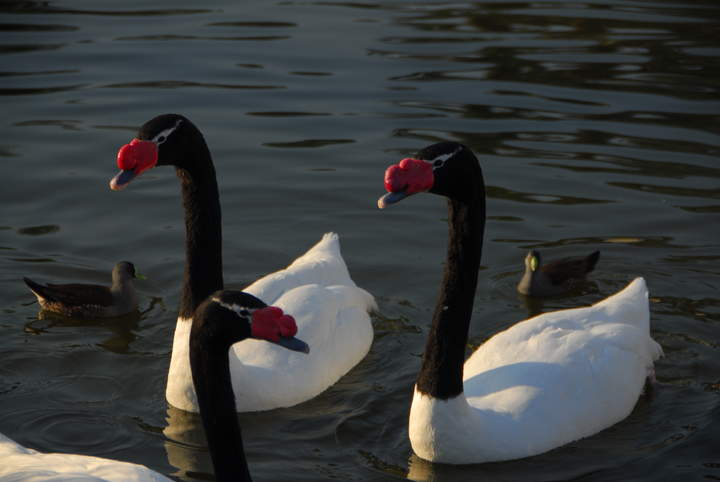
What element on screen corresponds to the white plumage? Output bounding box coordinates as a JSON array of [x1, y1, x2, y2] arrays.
[[166, 233, 376, 413], [409, 277, 662, 464], [0, 433, 171, 482]]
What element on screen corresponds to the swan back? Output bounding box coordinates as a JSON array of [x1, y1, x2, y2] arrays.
[[0, 433, 171, 481]]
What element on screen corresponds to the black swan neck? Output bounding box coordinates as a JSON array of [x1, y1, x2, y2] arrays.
[[416, 193, 485, 399], [177, 147, 224, 319], [190, 335, 252, 482]]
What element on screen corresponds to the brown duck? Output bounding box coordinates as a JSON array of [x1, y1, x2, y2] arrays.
[[517, 249, 600, 297], [24, 261, 141, 318]]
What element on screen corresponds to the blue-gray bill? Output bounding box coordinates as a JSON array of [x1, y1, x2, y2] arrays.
[[274, 336, 310, 354], [377, 191, 410, 209], [110, 169, 137, 191]]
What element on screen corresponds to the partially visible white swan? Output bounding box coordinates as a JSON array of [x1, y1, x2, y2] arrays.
[[0, 432, 171, 481], [378, 142, 662, 464], [109, 114, 374, 413]]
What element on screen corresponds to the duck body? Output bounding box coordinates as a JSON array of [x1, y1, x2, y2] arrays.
[[410, 277, 661, 464], [517, 249, 600, 297], [23, 261, 140, 318], [110, 114, 374, 413], [379, 142, 661, 464]]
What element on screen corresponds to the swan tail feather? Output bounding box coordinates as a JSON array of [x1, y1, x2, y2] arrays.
[[594, 277, 650, 330]]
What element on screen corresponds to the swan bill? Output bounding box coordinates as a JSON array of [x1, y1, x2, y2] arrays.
[[110, 169, 137, 191], [273, 336, 310, 353], [377, 190, 410, 209]]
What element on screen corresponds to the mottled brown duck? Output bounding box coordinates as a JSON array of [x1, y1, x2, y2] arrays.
[[24, 261, 140, 318]]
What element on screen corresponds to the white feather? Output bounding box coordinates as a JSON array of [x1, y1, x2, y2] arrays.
[[166, 233, 375, 412], [0, 433, 171, 482], [409, 277, 662, 464]]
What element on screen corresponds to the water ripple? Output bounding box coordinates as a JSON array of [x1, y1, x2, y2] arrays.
[[102, 80, 285, 90], [42, 374, 123, 406], [2, 408, 136, 455], [263, 139, 355, 148], [116, 34, 290, 41]]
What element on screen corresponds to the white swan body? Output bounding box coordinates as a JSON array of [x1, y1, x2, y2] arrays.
[[409, 277, 663, 464], [167, 233, 375, 412], [0, 433, 171, 482]]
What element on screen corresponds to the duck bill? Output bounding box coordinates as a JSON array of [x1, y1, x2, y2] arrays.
[[274, 336, 310, 354], [109, 169, 137, 191], [377, 190, 410, 209]]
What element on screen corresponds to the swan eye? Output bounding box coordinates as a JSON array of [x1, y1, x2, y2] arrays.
[[238, 309, 251, 317], [157, 136, 166, 143]]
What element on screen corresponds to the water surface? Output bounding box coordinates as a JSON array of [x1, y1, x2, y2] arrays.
[[1, 0, 719, 480]]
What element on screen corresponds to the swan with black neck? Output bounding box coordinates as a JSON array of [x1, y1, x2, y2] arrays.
[[378, 142, 662, 464], [109, 114, 374, 413]]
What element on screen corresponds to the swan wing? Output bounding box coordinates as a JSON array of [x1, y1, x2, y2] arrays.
[[465, 277, 659, 379], [228, 284, 374, 411]]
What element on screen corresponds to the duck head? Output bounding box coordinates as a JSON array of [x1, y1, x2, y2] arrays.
[[525, 250, 541, 272]]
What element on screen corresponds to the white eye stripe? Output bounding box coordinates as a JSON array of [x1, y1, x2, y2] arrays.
[[211, 298, 255, 317], [151, 119, 183, 145], [419, 146, 462, 171]]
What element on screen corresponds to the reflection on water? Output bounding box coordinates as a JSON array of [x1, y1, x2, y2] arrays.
[[493, 235, 683, 250], [15, 119, 83, 130], [16, 225, 61, 236], [163, 406, 213, 480], [25, 309, 141, 354], [487, 185, 612, 205]]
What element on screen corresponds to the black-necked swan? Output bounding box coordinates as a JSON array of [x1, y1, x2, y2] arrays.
[[0, 290, 309, 481], [108, 114, 374, 413], [23, 261, 140, 318], [377, 142, 662, 464], [517, 249, 600, 297]]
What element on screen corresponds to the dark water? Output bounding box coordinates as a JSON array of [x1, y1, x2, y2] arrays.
[[1, 0, 719, 480]]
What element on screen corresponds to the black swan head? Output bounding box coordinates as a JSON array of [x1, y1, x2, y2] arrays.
[[378, 141, 483, 208], [110, 113, 209, 191]]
